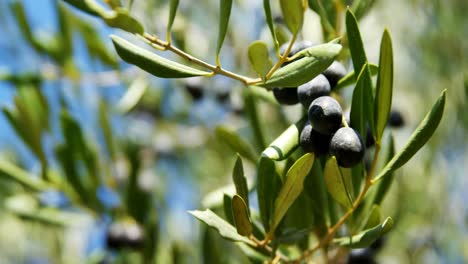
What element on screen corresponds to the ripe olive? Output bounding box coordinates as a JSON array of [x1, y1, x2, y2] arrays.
[[185, 77, 204, 101], [297, 74, 331, 108], [330, 127, 365, 168], [322, 61, 347, 88], [308, 96, 343, 135], [388, 110, 405, 127], [347, 248, 376, 264], [273, 87, 299, 105], [300, 121, 331, 155]]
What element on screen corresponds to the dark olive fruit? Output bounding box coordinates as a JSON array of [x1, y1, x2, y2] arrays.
[[300, 122, 332, 155], [184, 77, 204, 101], [297, 74, 331, 108], [273, 87, 299, 105], [330, 127, 365, 168], [347, 248, 377, 264], [369, 237, 385, 253], [388, 110, 405, 127], [366, 127, 375, 148], [308, 96, 343, 135], [106, 221, 145, 250], [322, 61, 347, 88]]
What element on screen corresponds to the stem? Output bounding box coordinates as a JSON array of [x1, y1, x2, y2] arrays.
[[265, 33, 299, 80], [142, 33, 260, 85], [250, 236, 289, 263], [291, 143, 382, 263]]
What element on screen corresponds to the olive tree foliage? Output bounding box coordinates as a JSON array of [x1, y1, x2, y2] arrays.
[[0, 0, 446, 263]]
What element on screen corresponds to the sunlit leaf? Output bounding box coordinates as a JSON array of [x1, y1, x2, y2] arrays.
[[324, 156, 354, 209], [111, 35, 211, 78], [0, 159, 49, 191], [189, 209, 255, 246], [263, 0, 278, 51], [117, 78, 148, 113], [374, 90, 446, 182], [262, 118, 306, 160], [215, 0, 233, 66], [346, 9, 367, 76], [248, 40, 273, 80], [280, 0, 304, 35], [104, 9, 144, 34], [167, 0, 180, 39], [232, 195, 253, 236], [334, 63, 378, 91], [260, 43, 342, 88], [374, 29, 394, 141], [269, 153, 315, 234], [333, 217, 393, 248]]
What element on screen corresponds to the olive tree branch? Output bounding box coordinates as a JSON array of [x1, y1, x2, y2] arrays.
[[265, 33, 299, 80], [141, 33, 261, 85]]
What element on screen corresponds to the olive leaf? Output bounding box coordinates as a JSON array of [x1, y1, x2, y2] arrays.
[[269, 153, 315, 235], [257, 156, 281, 232], [223, 194, 234, 224], [333, 217, 393, 248], [350, 63, 375, 141], [374, 89, 446, 182], [374, 29, 394, 141], [216, 0, 233, 66], [167, 0, 180, 39], [324, 156, 354, 209], [248, 41, 273, 80], [260, 43, 342, 88], [262, 118, 306, 161], [372, 133, 395, 205], [351, 0, 377, 21], [346, 9, 367, 77], [280, 0, 305, 35], [0, 159, 49, 191], [117, 78, 148, 113], [189, 209, 255, 246], [111, 35, 211, 78], [215, 126, 257, 163], [232, 195, 253, 236], [334, 63, 378, 91], [232, 155, 249, 208], [263, 0, 279, 51]]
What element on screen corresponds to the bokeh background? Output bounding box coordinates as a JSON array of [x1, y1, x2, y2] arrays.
[[0, 0, 466, 263]]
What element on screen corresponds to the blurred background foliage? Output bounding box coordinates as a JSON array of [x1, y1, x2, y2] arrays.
[[0, 0, 465, 263]]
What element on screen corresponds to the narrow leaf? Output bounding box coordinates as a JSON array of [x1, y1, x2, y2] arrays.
[[260, 43, 342, 88], [334, 63, 378, 91], [189, 209, 255, 246], [216, 0, 233, 66], [372, 133, 395, 205], [103, 9, 144, 34], [280, 0, 304, 34], [324, 156, 354, 208], [374, 90, 446, 182], [346, 9, 367, 76], [262, 118, 306, 160], [111, 35, 211, 78], [269, 153, 315, 234], [350, 64, 375, 140], [223, 194, 234, 224], [215, 126, 257, 163], [362, 205, 381, 230], [117, 78, 148, 113], [257, 156, 279, 232], [232, 155, 249, 207], [167, 0, 180, 39], [304, 160, 330, 228], [232, 195, 253, 236], [248, 41, 273, 79], [333, 217, 393, 248], [263, 0, 278, 51], [0, 159, 49, 191], [374, 29, 394, 141], [351, 0, 377, 20]]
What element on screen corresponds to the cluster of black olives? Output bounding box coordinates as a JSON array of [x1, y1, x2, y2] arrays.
[[347, 237, 385, 264], [106, 221, 145, 250], [272, 41, 364, 168]]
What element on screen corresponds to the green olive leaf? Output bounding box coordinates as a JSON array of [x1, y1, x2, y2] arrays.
[[223, 194, 234, 224], [232, 155, 249, 209], [269, 153, 315, 235], [346, 8, 367, 77], [111, 35, 211, 78], [104, 9, 144, 34], [334, 64, 378, 91], [350, 63, 375, 142], [63, 0, 101, 17], [260, 43, 342, 88], [374, 90, 446, 182], [248, 40, 273, 80], [257, 156, 281, 232], [263, 0, 279, 51], [374, 29, 394, 141], [215, 126, 257, 163], [189, 209, 255, 246], [372, 132, 395, 205], [324, 156, 354, 209], [232, 195, 253, 236], [351, 0, 377, 21], [216, 0, 233, 66], [333, 217, 393, 248], [280, 0, 305, 35], [117, 78, 148, 113], [0, 159, 50, 191], [262, 118, 306, 160], [167, 0, 180, 38], [362, 204, 382, 230]]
